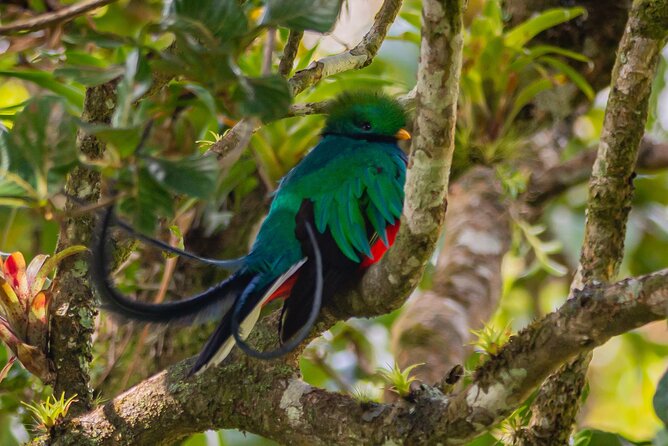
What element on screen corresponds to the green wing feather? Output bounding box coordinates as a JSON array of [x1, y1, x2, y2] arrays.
[[291, 138, 405, 263]]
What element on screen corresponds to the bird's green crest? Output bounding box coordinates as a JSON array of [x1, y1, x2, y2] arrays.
[[323, 91, 407, 138]]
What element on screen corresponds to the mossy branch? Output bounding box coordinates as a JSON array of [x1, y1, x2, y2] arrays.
[[38, 269, 668, 445], [517, 0, 668, 442]]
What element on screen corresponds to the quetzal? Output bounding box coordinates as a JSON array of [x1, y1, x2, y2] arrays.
[[92, 91, 410, 375]]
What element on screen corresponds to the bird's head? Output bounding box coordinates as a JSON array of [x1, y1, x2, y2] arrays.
[[323, 91, 411, 142]]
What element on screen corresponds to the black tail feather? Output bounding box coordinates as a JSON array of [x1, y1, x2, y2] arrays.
[[91, 206, 248, 323], [230, 221, 323, 359]]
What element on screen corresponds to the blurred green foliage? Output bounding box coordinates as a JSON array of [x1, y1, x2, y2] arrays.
[[0, 0, 666, 445]]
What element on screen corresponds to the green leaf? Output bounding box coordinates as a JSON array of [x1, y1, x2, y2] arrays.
[[144, 155, 218, 199], [540, 55, 595, 100], [573, 429, 651, 446], [505, 7, 586, 48], [54, 65, 125, 87], [133, 166, 174, 232], [262, 0, 343, 33], [112, 49, 152, 128], [654, 367, 668, 428], [1, 96, 78, 198], [0, 70, 84, 109], [502, 78, 553, 134], [156, 19, 235, 87], [237, 75, 292, 121], [79, 124, 142, 158], [169, 0, 247, 38]]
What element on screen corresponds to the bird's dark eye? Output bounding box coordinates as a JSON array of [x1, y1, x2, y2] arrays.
[[360, 121, 372, 131]]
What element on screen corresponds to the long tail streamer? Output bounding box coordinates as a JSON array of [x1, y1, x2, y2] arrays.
[[230, 221, 323, 359]]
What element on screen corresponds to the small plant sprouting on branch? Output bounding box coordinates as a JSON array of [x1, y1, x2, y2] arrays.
[[22, 392, 78, 432], [377, 362, 424, 398], [470, 322, 512, 357]]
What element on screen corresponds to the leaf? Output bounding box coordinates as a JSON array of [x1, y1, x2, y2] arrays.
[[237, 75, 292, 122], [505, 7, 586, 48], [31, 246, 87, 296], [502, 78, 553, 134], [112, 50, 152, 128], [156, 19, 235, 87], [572, 429, 651, 446], [0, 70, 84, 108], [0, 356, 16, 384], [54, 65, 125, 87], [169, 0, 247, 38], [540, 55, 595, 100], [655, 367, 668, 428], [80, 124, 142, 158], [2, 96, 78, 197], [262, 0, 343, 33], [144, 155, 218, 199], [134, 166, 174, 233]]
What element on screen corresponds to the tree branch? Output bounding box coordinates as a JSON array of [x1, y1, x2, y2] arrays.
[[45, 269, 668, 445], [49, 79, 118, 414], [288, 0, 403, 96], [525, 137, 668, 207], [278, 30, 303, 77], [0, 0, 117, 34], [517, 0, 668, 441]]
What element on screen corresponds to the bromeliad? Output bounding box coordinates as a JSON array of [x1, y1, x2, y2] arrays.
[[91, 92, 410, 375]]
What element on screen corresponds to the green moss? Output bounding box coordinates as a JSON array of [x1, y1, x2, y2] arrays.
[[635, 0, 668, 39]]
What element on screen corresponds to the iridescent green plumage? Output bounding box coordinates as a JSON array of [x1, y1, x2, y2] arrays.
[[92, 91, 409, 374]]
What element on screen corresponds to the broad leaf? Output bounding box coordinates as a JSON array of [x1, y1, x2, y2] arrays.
[[169, 0, 247, 38], [505, 7, 586, 48], [133, 166, 174, 232], [573, 429, 651, 446], [655, 367, 668, 427], [145, 155, 218, 199], [54, 65, 125, 87], [1, 96, 78, 199], [112, 50, 152, 128], [0, 70, 84, 109], [262, 0, 343, 33], [79, 124, 142, 158], [237, 75, 292, 122]]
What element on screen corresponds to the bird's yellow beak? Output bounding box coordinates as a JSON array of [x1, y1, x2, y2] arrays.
[[395, 128, 411, 140]]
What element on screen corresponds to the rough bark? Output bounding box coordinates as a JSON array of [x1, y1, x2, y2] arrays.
[[391, 167, 510, 384], [49, 80, 118, 414], [278, 30, 303, 77], [516, 0, 668, 442], [34, 269, 668, 445]]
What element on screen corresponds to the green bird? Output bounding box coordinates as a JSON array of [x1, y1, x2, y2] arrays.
[[92, 91, 410, 375]]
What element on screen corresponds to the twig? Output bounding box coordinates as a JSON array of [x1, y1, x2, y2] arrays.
[[288, 0, 403, 96], [0, 0, 117, 34], [262, 28, 276, 76], [278, 30, 303, 77], [208, 87, 416, 161]]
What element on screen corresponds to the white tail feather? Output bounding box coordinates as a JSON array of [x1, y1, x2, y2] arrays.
[[195, 259, 306, 374]]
